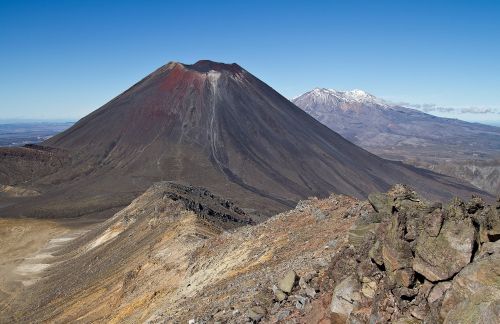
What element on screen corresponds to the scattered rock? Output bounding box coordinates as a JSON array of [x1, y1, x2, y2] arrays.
[[298, 276, 308, 289], [247, 305, 266, 322], [312, 208, 327, 220], [272, 285, 287, 302], [292, 294, 308, 310], [325, 239, 338, 250], [361, 280, 377, 298], [295, 200, 311, 212], [276, 309, 290, 321], [305, 287, 316, 299]]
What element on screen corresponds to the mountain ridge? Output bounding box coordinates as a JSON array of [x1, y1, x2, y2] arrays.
[[293, 88, 389, 107], [293, 88, 500, 194], [0, 60, 490, 221]]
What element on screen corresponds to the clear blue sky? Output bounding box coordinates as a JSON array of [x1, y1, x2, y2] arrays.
[[1, 0, 499, 124]]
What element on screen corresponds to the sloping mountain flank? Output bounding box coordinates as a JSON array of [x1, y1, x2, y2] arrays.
[[0, 61, 489, 220]]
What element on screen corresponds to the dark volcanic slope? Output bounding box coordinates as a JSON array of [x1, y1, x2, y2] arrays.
[[0, 61, 489, 219]]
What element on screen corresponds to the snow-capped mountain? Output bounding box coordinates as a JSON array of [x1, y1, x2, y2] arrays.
[[293, 88, 389, 108], [292, 88, 500, 195]]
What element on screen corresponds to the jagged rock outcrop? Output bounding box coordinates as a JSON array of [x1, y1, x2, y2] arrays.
[[155, 181, 255, 227], [327, 185, 500, 323]]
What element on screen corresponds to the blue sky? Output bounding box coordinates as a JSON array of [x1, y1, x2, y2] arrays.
[[0, 0, 499, 124]]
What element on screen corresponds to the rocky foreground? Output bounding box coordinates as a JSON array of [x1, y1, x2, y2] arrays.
[[1, 183, 498, 323]]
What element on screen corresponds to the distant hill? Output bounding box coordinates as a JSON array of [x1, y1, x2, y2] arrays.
[[0, 122, 73, 146], [293, 88, 500, 194]]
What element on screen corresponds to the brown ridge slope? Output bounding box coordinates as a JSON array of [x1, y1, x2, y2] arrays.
[[0, 60, 489, 219], [3, 183, 498, 323], [1, 182, 363, 323]]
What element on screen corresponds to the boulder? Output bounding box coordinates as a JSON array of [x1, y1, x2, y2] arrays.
[[444, 288, 500, 324], [476, 241, 500, 260], [382, 214, 413, 274], [305, 287, 316, 299], [441, 242, 500, 320], [423, 208, 444, 237], [272, 285, 287, 302], [466, 196, 485, 214], [368, 192, 392, 215], [393, 268, 415, 288], [413, 217, 475, 281], [327, 187, 498, 324], [278, 270, 297, 293], [348, 223, 380, 248], [393, 317, 422, 324], [474, 206, 500, 243], [361, 280, 377, 298], [428, 281, 452, 304], [446, 197, 467, 220], [330, 275, 361, 319], [369, 240, 383, 266]]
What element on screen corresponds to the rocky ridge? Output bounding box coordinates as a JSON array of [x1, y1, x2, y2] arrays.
[[167, 185, 500, 323], [323, 185, 500, 323]]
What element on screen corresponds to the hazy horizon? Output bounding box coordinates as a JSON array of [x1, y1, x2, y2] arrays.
[[1, 0, 499, 124]]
